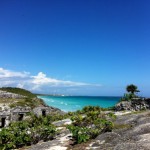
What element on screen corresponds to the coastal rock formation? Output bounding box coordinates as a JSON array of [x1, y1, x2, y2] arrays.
[[26, 111, 150, 150], [86, 111, 150, 150], [0, 90, 26, 99], [115, 98, 150, 111], [28, 128, 71, 150]]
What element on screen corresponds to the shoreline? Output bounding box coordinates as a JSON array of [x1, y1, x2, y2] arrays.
[[38, 95, 119, 112]]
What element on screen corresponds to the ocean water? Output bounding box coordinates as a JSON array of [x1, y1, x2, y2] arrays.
[[38, 96, 120, 112]]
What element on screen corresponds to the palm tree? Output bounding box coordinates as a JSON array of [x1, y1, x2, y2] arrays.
[[126, 84, 140, 95]]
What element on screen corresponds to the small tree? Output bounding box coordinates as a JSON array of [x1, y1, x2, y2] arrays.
[[120, 84, 140, 101], [126, 84, 140, 95]]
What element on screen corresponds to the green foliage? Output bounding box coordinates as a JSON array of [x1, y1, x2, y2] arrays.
[[120, 93, 137, 101], [82, 105, 101, 113], [41, 125, 56, 141], [0, 105, 116, 148], [0, 121, 31, 149], [101, 106, 115, 111], [80, 105, 115, 113], [67, 106, 115, 144], [0, 115, 57, 150], [119, 84, 140, 102], [107, 112, 117, 120], [67, 125, 90, 144], [126, 84, 140, 94], [8, 97, 45, 108]]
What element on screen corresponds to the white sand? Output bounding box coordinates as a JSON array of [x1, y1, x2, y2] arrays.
[[46, 146, 67, 150]]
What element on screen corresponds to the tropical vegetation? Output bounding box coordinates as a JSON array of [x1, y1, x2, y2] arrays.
[[1, 86, 140, 149], [0, 114, 56, 150], [121, 84, 140, 101], [0, 105, 116, 149], [67, 106, 115, 144], [126, 84, 140, 94]]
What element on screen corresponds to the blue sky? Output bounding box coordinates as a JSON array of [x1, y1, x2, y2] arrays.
[[0, 0, 150, 96]]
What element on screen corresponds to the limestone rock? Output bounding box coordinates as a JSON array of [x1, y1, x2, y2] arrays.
[[0, 90, 26, 99], [115, 98, 150, 111]]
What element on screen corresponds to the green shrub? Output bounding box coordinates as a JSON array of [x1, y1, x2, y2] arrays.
[[82, 105, 101, 113], [0, 115, 57, 150], [67, 106, 114, 144], [67, 125, 90, 144], [120, 93, 137, 101]]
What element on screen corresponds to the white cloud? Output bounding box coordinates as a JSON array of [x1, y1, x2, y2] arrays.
[[0, 68, 101, 94], [32, 72, 60, 85], [31, 72, 94, 87], [0, 68, 29, 78]]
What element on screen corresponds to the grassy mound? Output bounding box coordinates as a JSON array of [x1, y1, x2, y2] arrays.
[[0, 87, 36, 98], [0, 87, 46, 108]]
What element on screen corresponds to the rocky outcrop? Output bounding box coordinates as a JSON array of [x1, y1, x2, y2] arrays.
[[28, 128, 71, 150], [52, 118, 72, 126], [86, 111, 150, 150], [115, 98, 150, 111], [0, 90, 26, 99], [26, 110, 150, 150]]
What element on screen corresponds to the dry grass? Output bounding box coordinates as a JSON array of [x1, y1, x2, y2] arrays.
[[113, 123, 132, 130], [0, 98, 25, 103], [0, 97, 45, 108]]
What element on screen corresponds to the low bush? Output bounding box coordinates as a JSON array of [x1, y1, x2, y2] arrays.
[[0, 115, 57, 150], [67, 106, 115, 144]]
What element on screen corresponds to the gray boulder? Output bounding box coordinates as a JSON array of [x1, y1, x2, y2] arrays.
[[115, 99, 150, 111]]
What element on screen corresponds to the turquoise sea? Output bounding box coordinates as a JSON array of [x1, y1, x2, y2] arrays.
[[38, 96, 121, 112]]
